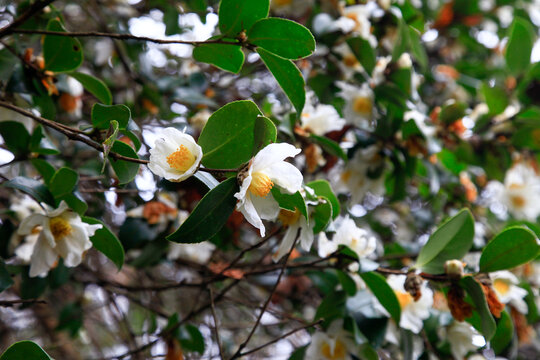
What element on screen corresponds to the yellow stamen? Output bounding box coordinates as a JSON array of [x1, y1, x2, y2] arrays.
[[274, 0, 293, 5], [510, 195, 526, 208], [321, 339, 347, 360], [249, 172, 274, 197], [352, 96, 372, 114], [49, 217, 72, 241], [395, 291, 413, 309], [341, 170, 352, 183], [167, 145, 196, 172], [278, 208, 301, 226], [493, 279, 510, 296], [343, 54, 358, 67]]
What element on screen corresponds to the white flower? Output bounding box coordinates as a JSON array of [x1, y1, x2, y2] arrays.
[[235, 143, 303, 237], [17, 201, 102, 277], [336, 81, 374, 130], [404, 109, 436, 138], [339, 5, 375, 42], [126, 192, 178, 225], [333, 43, 363, 78], [301, 93, 346, 136], [272, 208, 314, 261], [148, 127, 203, 182], [318, 216, 376, 260], [491, 270, 528, 314], [446, 321, 483, 360], [305, 320, 357, 360], [375, 274, 433, 333], [10, 195, 44, 221], [499, 163, 540, 220]]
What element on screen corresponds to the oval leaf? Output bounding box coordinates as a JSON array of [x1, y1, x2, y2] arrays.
[[43, 19, 83, 73], [257, 47, 305, 115], [360, 271, 401, 324], [167, 177, 239, 243], [479, 226, 540, 273], [248, 18, 315, 60], [108, 141, 140, 184], [306, 180, 340, 220], [0, 121, 30, 156], [505, 17, 535, 74], [69, 72, 113, 105], [346, 37, 376, 74], [91, 103, 131, 130], [218, 0, 269, 35], [312, 197, 332, 233], [49, 167, 78, 199], [415, 208, 474, 274], [4, 177, 54, 206], [193, 43, 244, 73], [83, 216, 125, 270], [461, 276, 496, 340], [0, 340, 52, 360]]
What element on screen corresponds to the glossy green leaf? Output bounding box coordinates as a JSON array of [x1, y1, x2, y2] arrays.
[[481, 83, 508, 115], [408, 26, 427, 70], [360, 271, 401, 323], [337, 269, 357, 296], [102, 120, 120, 172], [0, 121, 30, 156], [108, 141, 140, 184], [31, 159, 56, 184], [253, 115, 277, 155], [309, 134, 347, 161], [505, 17, 535, 74], [491, 310, 514, 354], [257, 48, 305, 115], [218, 0, 269, 35], [271, 188, 308, 222], [0, 259, 13, 293], [69, 72, 113, 105], [29, 125, 59, 155], [312, 197, 332, 233], [479, 226, 539, 273], [91, 103, 131, 130], [62, 192, 88, 216], [180, 324, 206, 354], [416, 208, 475, 274], [4, 177, 54, 206], [307, 180, 340, 220], [314, 290, 346, 321], [43, 19, 83, 72], [461, 276, 496, 340], [198, 100, 263, 169], [346, 37, 376, 74], [49, 167, 78, 199], [248, 18, 315, 60], [83, 217, 125, 270], [0, 341, 52, 360], [167, 177, 238, 243], [193, 43, 244, 73]]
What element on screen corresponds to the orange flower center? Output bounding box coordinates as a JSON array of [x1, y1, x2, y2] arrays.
[[343, 54, 358, 67], [167, 145, 196, 172], [395, 290, 413, 309], [352, 96, 372, 114], [493, 279, 510, 296], [510, 195, 526, 208], [274, 0, 293, 5], [278, 208, 301, 226], [321, 339, 347, 360], [249, 172, 274, 197], [49, 217, 72, 241]]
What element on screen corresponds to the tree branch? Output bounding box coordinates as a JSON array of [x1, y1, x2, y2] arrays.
[[0, 0, 56, 38]]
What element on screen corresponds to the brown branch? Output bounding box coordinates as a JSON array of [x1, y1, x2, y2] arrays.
[[0, 0, 55, 38], [0, 298, 47, 307], [209, 287, 225, 360], [11, 28, 241, 46]]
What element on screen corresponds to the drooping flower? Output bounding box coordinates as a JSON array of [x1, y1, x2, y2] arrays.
[[148, 127, 203, 182], [305, 320, 357, 360], [272, 208, 314, 261], [17, 201, 102, 277], [235, 143, 303, 237]]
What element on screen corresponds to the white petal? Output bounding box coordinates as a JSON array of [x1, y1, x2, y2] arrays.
[[299, 218, 314, 251], [47, 201, 70, 217], [29, 234, 58, 278], [250, 193, 280, 220], [266, 162, 303, 194], [272, 225, 298, 262], [237, 194, 265, 236], [56, 227, 91, 267], [252, 143, 301, 172], [17, 214, 46, 235]]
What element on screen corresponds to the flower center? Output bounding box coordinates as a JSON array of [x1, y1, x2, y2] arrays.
[[395, 290, 413, 309], [274, 0, 293, 5], [278, 208, 301, 226], [340, 170, 352, 183], [49, 217, 72, 241], [493, 279, 510, 296], [343, 54, 358, 67], [352, 96, 372, 114], [510, 195, 526, 208], [321, 339, 346, 360], [249, 172, 274, 197], [167, 145, 196, 172]]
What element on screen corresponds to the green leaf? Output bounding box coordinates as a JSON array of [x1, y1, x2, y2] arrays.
[[479, 226, 540, 273], [180, 324, 205, 354], [0, 259, 13, 293], [49, 167, 78, 199], [248, 18, 315, 60], [271, 188, 308, 222], [346, 37, 376, 74], [56, 302, 83, 336], [461, 276, 497, 340], [392, 18, 410, 61], [83, 217, 125, 270], [314, 290, 346, 322], [218, 0, 269, 35], [415, 208, 475, 274], [108, 141, 140, 184], [91, 103, 131, 130], [31, 159, 56, 184], [408, 26, 427, 70], [257, 48, 305, 115], [0, 341, 52, 360], [193, 43, 245, 73], [309, 134, 347, 161], [491, 310, 514, 354], [167, 177, 239, 243], [43, 19, 83, 72], [336, 269, 357, 296], [481, 83, 508, 115], [102, 120, 120, 172], [62, 192, 88, 216], [360, 272, 401, 324], [69, 72, 113, 105], [312, 197, 332, 233], [4, 177, 54, 206], [505, 17, 535, 74], [253, 115, 277, 155], [306, 180, 340, 220], [358, 343, 379, 360], [29, 125, 59, 155], [0, 121, 30, 156], [198, 100, 263, 169]]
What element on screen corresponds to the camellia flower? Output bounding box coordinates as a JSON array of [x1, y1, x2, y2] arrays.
[[495, 162, 540, 221], [148, 127, 203, 182], [17, 201, 102, 278], [318, 216, 377, 261], [300, 94, 346, 136], [305, 319, 357, 360], [445, 321, 484, 360], [491, 270, 528, 314], [272, 208, 313, 261], [235, 143, 303, 237], [336, 81, 374, 130]]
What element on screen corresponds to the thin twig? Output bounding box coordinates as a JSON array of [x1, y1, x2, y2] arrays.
[[0, 0, 55, 38], [0, 298, 47, 307], [209, 287, 225, 360]]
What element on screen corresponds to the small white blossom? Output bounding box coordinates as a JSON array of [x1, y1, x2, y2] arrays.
[[491, 270, 528, 314], [301, 93, 346, 136], [445, 321, 483, 360], [148, 127, 203, 182], [305, 320, 357, 360], [272, 208, 314, 261], [336, 81, 374, 130], [17, 201, 102, 277], [235, 143, 303, 237], [318, 216, 377, 261]]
